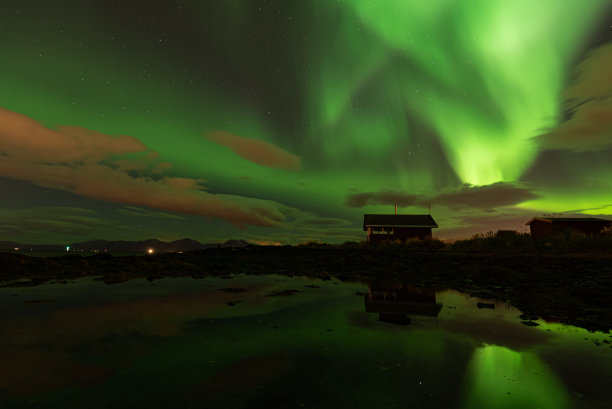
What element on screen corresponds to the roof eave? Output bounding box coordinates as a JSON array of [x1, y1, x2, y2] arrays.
[[526, 217, 552, 225], [364, 224, 438, 228]]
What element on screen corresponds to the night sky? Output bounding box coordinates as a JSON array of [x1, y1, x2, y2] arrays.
[[1, 0, 611, 245]]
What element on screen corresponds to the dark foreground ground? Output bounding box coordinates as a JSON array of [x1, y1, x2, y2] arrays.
[[1, 245, 611, 332]]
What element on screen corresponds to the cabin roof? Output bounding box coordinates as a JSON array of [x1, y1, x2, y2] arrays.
[[525, 217, 611, 225], [363, 214, 438, 230]]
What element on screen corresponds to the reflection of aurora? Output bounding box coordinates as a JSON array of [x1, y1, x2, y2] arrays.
[[2, 276, 611, 407], [462, 345, 569, 409]]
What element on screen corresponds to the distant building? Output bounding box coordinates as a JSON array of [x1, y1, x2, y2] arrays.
[[525, 217, 611, 239], [363, 214, 438, 242]]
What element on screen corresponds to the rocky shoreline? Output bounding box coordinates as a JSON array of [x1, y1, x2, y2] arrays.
[[1, 246, 611, 333]]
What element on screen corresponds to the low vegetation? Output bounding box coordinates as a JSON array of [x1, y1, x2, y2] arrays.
[[450, 230, 612, 253]]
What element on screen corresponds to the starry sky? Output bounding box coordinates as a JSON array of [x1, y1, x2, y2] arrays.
[[1, 0, 611, 245]]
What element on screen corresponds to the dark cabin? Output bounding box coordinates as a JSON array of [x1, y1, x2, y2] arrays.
[[525, 217, 611, 239], [363, 214, 438, 242]]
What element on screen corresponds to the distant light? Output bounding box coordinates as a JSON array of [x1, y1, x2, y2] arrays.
[[148, 248, 154, 254], [66, 246, 70, 252], [14, 247, 19, 251]]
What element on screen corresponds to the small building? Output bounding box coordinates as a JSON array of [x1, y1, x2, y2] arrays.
[[525, 217, 611, 239], [363, 214, 438, 242]]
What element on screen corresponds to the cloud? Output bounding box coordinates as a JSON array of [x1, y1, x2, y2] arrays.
[[295, 217, 353, 227], [116, 205, 187, 220], [537, 42, 612, 151], [346, 182, 537, 211], [206, 130, 302, 171], [0, 207, 108, 242], [345, 191, 420, 208], [0, 107, 295, 228], [431, 182, 539, 210], [0, 108, 148, 162], [236, 208, 361, 244]]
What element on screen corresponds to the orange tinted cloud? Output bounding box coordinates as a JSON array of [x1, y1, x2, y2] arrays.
[[0, 108, 146, 162], [0, 107, 290, 228], [206, 130, 302, 171]]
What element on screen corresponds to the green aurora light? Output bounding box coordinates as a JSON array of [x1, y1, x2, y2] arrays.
[[304, 0, 608, 185], [0, 0, 610, 243]]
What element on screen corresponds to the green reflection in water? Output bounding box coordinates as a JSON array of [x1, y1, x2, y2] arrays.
[[462, 344, 569, 409], [2, 276, 610, 408]]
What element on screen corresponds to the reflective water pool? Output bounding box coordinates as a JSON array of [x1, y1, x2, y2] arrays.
[[1, 275, 610, 408]]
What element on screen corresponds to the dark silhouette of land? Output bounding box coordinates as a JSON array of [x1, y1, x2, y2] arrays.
[[1, 232, 612, 333], [0, 238, 250, 253]]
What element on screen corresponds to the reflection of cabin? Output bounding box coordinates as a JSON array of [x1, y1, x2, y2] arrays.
[[363, 214, 438, 242], [526, 217, 611, 239], [364, 282, 443, 325]]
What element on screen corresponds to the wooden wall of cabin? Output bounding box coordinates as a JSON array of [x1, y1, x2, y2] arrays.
[[394, 227, 432, 241], [368, 227, 432, 242], [529, 221, 553, 239], [530, 221, 610, 238], [551, 222, 610, 236]]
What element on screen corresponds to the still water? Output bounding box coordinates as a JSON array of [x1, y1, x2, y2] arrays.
[[0, 275, 610, 409]]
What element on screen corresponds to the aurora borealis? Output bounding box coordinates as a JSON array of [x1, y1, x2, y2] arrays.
[[1, 0, 611, 244]]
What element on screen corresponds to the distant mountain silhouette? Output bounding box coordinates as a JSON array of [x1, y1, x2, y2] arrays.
[[170, 238, 206, 251], [222, 239, 251, 248], [0, 238, 253, 253]]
